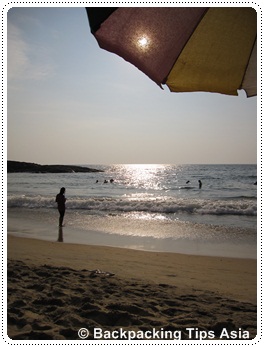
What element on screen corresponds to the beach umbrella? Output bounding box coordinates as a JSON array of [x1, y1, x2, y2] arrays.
[[86, 7, 257, 97]]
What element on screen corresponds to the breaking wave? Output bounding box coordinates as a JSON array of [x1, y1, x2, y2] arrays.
[[7, 194, 257, 217]]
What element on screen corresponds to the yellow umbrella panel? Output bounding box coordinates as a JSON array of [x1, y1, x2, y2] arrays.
[[166, 8, 257, 96]]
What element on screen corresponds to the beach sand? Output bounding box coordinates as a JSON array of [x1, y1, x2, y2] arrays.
[[7, 235, 257, 340]]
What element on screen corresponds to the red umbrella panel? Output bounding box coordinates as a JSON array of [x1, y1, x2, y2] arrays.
[[86, 7, 257, 97]]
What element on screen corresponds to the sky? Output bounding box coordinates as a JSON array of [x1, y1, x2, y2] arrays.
[[6, 6, 257, 165]]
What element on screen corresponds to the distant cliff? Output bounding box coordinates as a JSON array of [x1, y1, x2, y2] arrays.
[[7, 161, 103, 173]]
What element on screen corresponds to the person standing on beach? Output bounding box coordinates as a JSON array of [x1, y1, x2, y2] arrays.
[[56, 187, 66, 227]]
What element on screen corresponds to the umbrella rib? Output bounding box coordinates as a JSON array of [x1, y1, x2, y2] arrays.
[[238, 35, 257, 93], [162, 7, 210, 85]]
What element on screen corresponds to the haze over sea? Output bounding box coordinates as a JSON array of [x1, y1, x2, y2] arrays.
[[7, 164, 257, 259]]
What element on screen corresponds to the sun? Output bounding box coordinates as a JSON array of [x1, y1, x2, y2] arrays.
[[138, 37, 148, 46], [137, 35, 150, 50]]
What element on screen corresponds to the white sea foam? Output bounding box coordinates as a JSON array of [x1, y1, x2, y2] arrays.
[[7, 194, 257, 217]]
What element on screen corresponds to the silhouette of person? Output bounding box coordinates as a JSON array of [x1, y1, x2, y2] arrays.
[[56, 187, 66, 227], [198, 180, 202, 189], [57, 226, 63, 242]]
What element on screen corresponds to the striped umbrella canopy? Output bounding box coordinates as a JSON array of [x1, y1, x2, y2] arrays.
[[86, 7, 257, 97]]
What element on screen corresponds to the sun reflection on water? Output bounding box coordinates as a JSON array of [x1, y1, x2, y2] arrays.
[[123, 211, 170, 222], [115, 164, 168, 191]]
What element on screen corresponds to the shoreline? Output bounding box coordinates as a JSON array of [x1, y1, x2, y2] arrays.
[[7, 208, 257, 259], [7, 235, 257, 340]]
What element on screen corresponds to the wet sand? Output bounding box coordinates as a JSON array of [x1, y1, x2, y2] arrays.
[[7, 235, 257, 340]]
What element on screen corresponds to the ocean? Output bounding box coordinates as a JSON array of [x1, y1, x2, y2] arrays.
[[7, 164, 257, 258]]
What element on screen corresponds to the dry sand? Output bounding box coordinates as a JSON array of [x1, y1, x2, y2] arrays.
[[7, 235, 257, 340]]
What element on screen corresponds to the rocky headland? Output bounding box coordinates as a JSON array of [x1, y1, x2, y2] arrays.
[[7, 161, 103, 173]]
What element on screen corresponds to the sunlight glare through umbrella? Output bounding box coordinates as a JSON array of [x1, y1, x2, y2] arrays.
[[137, 35, 150, 50]]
